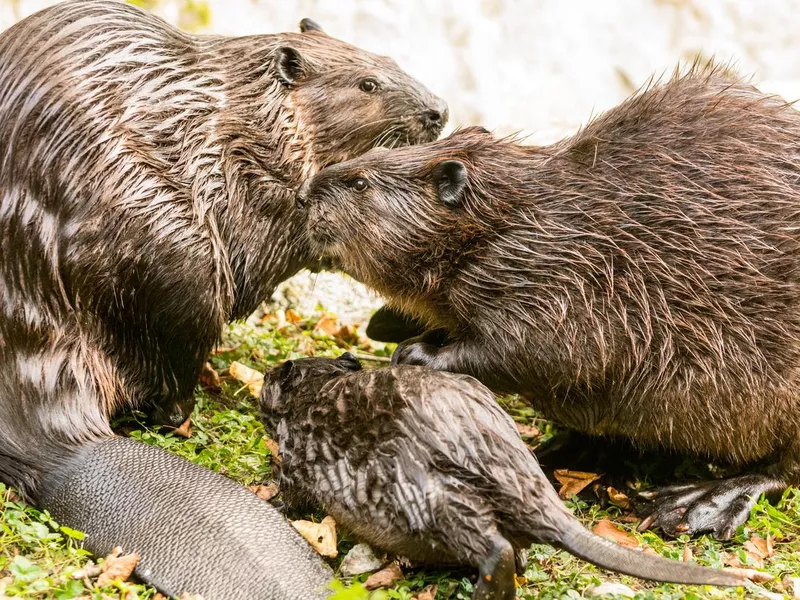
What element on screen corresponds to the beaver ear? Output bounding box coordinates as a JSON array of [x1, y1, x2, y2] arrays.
[[338, 352, 362, 371], [278, 360, 295, 379], [274, 47, 305, 86], [299, 18, 325, 34], [432, 160, 467, 207]]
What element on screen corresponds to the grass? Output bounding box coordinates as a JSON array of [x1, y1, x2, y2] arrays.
[[1, 308, 798, 599]]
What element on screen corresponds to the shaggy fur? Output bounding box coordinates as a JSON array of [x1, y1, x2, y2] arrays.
[[303, 63, 800, 537], [0, 0, 445, 500]]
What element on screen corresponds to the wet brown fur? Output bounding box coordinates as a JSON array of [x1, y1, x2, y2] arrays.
[[0, 0, 445, 499], [303, 62, 800, 491]]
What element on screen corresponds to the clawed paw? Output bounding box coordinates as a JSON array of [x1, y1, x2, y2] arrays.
[[633, 475, 785, 540]]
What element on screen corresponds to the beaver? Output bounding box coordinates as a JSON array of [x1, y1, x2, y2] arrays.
[[299, 63, 800, 542], [0, 1, 446, 597], [259, 354, 745, 598]]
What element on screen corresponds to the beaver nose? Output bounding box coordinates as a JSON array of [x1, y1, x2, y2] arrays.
[[422, 103, 449, 130]]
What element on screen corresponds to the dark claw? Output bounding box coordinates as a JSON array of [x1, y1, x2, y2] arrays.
[[633, 474, 785, 539]]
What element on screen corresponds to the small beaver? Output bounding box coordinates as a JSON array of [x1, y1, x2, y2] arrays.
[[0, 1, 444, 597], [259, 354, 745, 598], [299, 63, 800, 541]]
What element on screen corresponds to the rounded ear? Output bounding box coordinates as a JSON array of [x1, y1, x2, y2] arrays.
[[299, 18, 325, 33], [279, 359, 295, 379], [273, 47, 304, 86], [338, 352, 362, 371], [432, 160, 468, 207]]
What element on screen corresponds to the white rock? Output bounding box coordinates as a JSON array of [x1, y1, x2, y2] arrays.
[[340, 543, 384, 576], [586, 582, 636, 598]]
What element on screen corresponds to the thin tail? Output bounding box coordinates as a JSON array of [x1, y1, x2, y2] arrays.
[[549, 508, 745, 587]]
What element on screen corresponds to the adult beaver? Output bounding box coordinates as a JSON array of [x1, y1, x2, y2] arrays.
[[300, 63, 800, 542], [0, 1, 445, 597], [259, 354, 745, 599]]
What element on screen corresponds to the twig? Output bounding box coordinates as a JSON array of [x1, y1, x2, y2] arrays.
[[349, 353, 391, 363]]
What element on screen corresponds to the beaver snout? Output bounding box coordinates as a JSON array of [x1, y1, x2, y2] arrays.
[[421, 99, 449, 133]]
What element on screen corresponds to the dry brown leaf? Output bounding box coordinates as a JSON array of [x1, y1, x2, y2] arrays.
[[364, 563, 404, 590], [723, 567, 774, 583], [173, 417, 192, 439], [292, 516, 338, 558], [746, 534, 774, 559], [515, 423, 541, 438], [263, 438, 282, 466], [97, 547, 140, 587], [412, 584, 438, 600], [725, 551, 764, 570], [249, 482, 280, 502], [592, 519, 640, 549], [285, 309, 302, 324], [607, 486, 632, 510], [210, 346, 235, 355], [682, 544, 693, 562], [554, 469, 603, 499], [199, 362, 221, 391], [228, 361, 264, 398], [314, 313, 340, 336]]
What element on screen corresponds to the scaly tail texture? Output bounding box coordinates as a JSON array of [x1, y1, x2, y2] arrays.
[[549, 507, 744, 587], [39, 438, 332, 600]]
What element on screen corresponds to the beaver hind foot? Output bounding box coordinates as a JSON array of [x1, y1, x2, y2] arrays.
[[634, 474, 786, 540]]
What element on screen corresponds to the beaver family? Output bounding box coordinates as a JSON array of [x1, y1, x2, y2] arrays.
[[301, 63, 800, 541], [259, 354, 745, 598], [0, 1, 445, 596]]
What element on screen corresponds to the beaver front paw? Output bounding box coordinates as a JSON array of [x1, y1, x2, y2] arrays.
[[633, 474, 785, 540], [391, 339, 440, 367]]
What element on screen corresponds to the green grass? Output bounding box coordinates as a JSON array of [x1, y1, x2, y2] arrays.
[[1, 308, 798, 599]]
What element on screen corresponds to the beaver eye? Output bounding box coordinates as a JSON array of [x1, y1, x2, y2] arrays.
[[351, 178, 369, 192], [359, 78, 378, 93]]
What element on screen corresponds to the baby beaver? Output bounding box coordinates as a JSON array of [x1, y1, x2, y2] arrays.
[[259, 354, 744, 599]]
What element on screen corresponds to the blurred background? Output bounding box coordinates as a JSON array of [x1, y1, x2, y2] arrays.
[[3, 0, 800, 319]]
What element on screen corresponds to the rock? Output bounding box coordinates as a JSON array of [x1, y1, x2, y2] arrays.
[[586, 582, 636, 598], [340, 543, 384, 576]]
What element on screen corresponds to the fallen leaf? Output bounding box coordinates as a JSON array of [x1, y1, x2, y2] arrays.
[[199, 362, 221, 391], [412, 584, 438, 600], [607, 486, 632, 510], [334, 324, 360, 345], [726, 551, 764, 570], [682, 545, 693, 562], [263, 438, 282, 466], [364, 563, 403, 590], [210, 346, 235, 355], [97, 547, 139, 587], [592, 519, 640, 549], [515, 423, 541, 438], [723, 567, 774, 583], [554, 469, 603, 499], [746, 534, 774, 559], [154, 594, 166, 600], [314, 313, 340, 336], [173, 417, 192, 439], [292, 516, 337, 558], [285, 309, 302, 324], [228, 361, 263, 398], [248, 482, 279, 502]]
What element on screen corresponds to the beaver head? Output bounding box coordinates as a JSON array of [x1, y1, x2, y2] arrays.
[[260, 353, 362, 431], [261, 19, 448, 172], [298, 127, 526, 324]]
